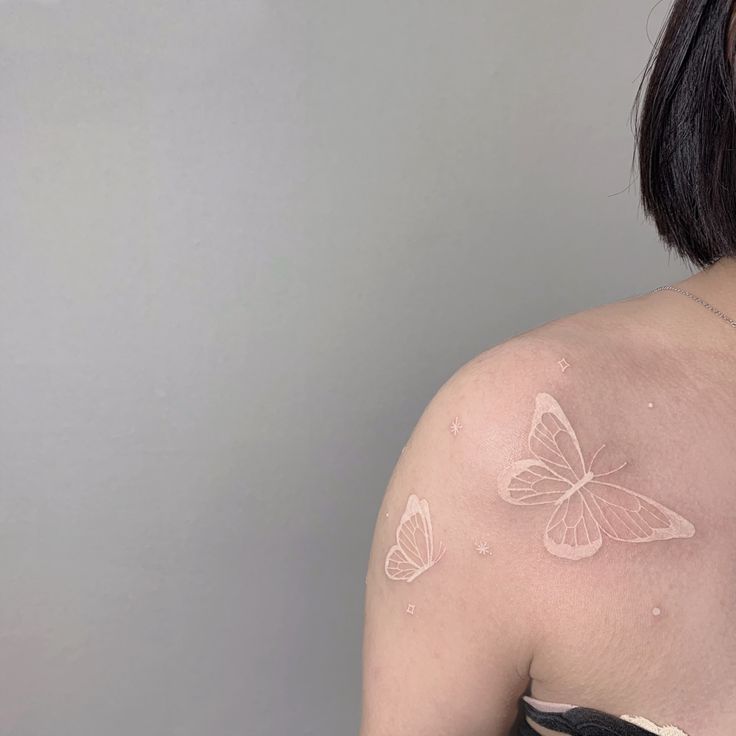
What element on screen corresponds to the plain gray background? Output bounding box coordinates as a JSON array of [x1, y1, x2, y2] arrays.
[[0, 2, 691, 735]]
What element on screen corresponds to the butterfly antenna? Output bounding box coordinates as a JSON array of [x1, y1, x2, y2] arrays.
[[593, 461, 628, 478], [588, 444, 606, 470]]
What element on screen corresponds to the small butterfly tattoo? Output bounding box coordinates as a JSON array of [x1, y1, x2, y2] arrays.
[[384, 494, 445, 581]]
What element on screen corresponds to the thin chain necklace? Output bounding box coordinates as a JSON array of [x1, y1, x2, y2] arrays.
[[652, 285, 736, 328]]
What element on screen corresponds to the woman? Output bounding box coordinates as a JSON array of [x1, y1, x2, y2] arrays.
[[360, 2, 736, 735]]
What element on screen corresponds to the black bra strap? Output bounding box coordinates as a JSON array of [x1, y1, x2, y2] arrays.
[[523, 700, 664, 736]]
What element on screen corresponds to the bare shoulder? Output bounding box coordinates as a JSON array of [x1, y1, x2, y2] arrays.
[[369, 292, 712, 604], [360, 330, 563, 736], [360, 311, 635, 735], [360, 298, 729, 734]]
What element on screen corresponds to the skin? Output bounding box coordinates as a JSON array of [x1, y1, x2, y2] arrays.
[[360, 258, 736, 735]]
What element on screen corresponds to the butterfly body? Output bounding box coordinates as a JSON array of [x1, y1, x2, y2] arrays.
[[498, 393, 695, 560], [559, 470, 595, 502]]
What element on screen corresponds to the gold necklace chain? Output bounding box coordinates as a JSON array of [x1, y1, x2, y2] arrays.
[[652, 285, 736, 328]]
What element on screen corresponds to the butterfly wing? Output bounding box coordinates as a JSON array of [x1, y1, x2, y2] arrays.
[[498, 393, 584, 505], [529, 393, 586, 483], [497, 394, 600, 558], [580, 480, 695, 542], [543, 490, 603, 559], [498, 459, 574, 505], [384, 494, 445, 582]]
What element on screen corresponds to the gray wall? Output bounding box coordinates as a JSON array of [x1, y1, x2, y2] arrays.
[[0, 2, 689, 735]]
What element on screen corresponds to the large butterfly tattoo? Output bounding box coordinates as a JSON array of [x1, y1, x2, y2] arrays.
[[497, 393, 695, 560]]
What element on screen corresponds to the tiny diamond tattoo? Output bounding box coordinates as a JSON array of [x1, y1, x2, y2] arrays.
[[406, 603, 415, 615], [558, 358, 570, 373]]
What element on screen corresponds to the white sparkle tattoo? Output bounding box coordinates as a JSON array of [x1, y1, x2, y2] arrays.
[[474, 540, 491, 556], [449, 416, 463, 436], [406, 603, 415, 615]]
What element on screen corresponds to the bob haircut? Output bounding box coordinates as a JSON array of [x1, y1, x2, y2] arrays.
[[633, 0, 736, 268]]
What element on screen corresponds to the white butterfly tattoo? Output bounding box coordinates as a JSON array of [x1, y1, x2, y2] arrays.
[[498, 393, 695, 560], [384, 494, 445, 582]]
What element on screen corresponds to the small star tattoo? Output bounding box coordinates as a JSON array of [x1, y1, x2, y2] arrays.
[[449, 416, 463, 436], [406, 603, 415, 615], [474, 540, 491, 556], [558, 358, 570, 373]]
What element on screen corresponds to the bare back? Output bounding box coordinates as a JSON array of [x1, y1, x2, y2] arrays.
[[514, 292, 736, 734]]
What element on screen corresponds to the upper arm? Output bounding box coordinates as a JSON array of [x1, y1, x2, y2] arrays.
[[360, 350, 540, 736]]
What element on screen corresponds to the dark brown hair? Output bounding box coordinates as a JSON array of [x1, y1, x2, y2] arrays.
[[633, 0, 736, 267]]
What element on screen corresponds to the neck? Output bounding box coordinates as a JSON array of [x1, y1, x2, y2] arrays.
[[642, 257, 736, 351], [678, 257, 736, 317]]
